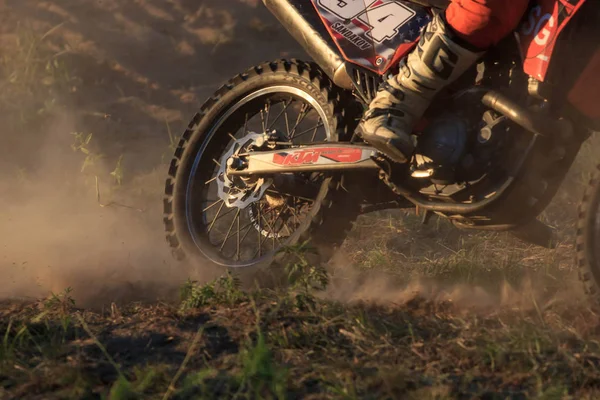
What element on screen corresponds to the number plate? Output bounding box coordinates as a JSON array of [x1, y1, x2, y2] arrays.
[[312, 0, 430, 73]]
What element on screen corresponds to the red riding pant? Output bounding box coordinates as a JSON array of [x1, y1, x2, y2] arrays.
[[446, 0, 530, 49]]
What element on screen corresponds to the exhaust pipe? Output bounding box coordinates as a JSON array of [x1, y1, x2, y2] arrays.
[[262, 0, 353, 89], [482, 91, 569, 138]]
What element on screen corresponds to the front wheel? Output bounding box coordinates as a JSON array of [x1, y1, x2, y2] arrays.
[[578, 164, 600, 301], [163, 60, 359, 279]]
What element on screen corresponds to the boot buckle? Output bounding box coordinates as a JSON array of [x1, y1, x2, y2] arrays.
[[379, 80, 405, 101], [363, 107, 405, 122]]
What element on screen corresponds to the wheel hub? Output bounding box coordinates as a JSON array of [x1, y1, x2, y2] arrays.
[[217, 131, 311, 240], [217, 132, 273, 209]]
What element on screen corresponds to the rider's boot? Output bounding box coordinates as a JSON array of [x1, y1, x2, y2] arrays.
[[359, 12, 485, 163]]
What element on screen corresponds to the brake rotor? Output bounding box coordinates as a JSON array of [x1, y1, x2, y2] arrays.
[[216, 132, 272, 209]]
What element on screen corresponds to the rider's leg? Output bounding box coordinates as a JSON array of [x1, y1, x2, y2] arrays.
[[446, 0, 531, 49], [359, 0, 529, 163]]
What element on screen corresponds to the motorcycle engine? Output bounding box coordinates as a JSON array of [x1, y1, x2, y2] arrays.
[[413, 114, 468, 185], [412, 110, 508, 196]]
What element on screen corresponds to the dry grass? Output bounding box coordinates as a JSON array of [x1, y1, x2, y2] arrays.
[[2, 275, 600, 399]]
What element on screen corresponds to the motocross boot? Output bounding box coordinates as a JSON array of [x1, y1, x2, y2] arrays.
[[359, 12, 484, 163]]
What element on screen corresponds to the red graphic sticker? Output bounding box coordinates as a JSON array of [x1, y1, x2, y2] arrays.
[[519, 0, 585, 81], [273, 148, 363, 166]]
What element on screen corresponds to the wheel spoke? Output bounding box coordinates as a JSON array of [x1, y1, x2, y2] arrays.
[[311, 119, 323, 142], [243, 112, 249, 135], [203, 198, 224, 213], [213, 207, 237, 223], [288, 202, 300, 227], [239, 221, 256, 246], [291, 120, 323, 141], [284, 100, 293, 139], [262, 208, 286, 248], [257, 203, 262, 257], [222, 215, 264, 255], [208, 206, 237, 235], [267, 100, 292, 131], [289, 104, 310, 140], [264, 101, 271, 131], [253, 207, 285, 259], [286, 202, 306, 227], [207, 201, 225, 233], [238, 209, 262, 253], [205, 175, 218, 185], [254, 226, 272, 259], [220, 209, 241, 251]]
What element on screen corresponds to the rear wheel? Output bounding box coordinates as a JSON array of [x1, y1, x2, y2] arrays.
[[163, 60, 360, 281], [578, 164, 600, 301]]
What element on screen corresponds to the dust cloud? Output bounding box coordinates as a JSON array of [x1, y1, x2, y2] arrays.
[[322, 218, 589, 314], [0, 112, 206, 308], [325, 267, 585, 313], [0, 0, 303, 307]]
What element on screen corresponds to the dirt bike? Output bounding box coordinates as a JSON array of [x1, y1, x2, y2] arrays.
[[163, 0, 600, 293]]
